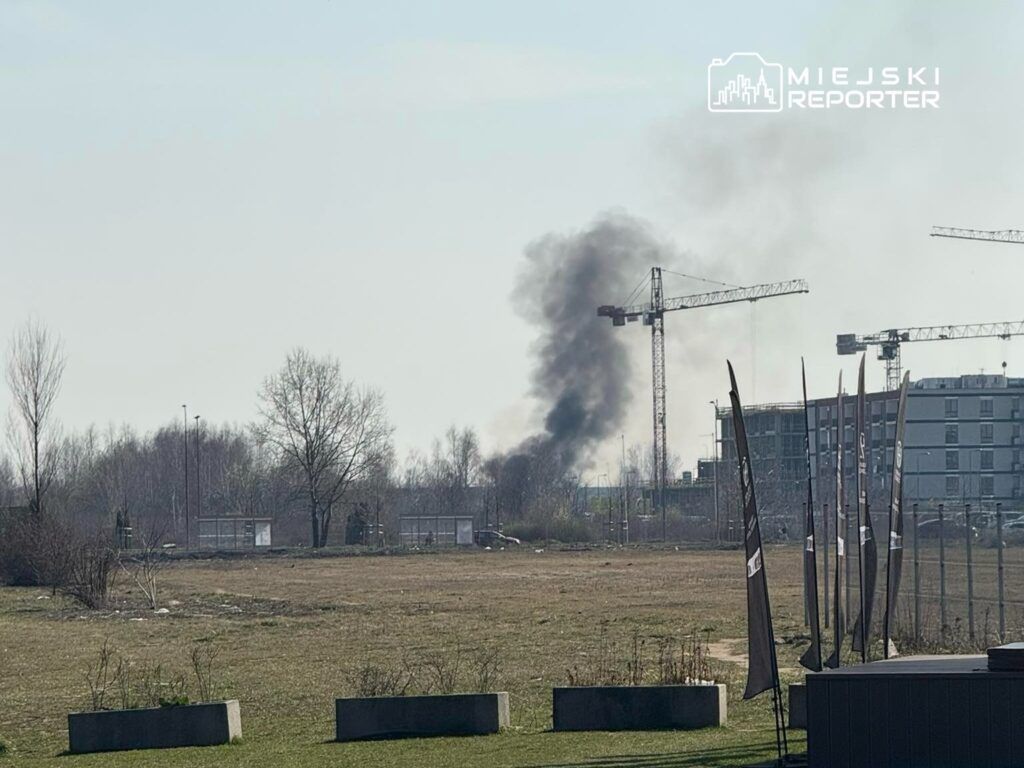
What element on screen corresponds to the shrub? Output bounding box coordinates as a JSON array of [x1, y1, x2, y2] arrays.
[[83, 640, 220, 711], [505, 514, 594, 543], [567, 624, 723, 687], [0, 515, 118, 608], [346, 641, 503, 697], [347, 661, 415, 698]]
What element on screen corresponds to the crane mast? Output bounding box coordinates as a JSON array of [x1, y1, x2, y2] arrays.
[[599, 272, 809, 538], [649, 268, 667, 539], [931, 226, 1024, 245], [837, 321, 1024, 390]]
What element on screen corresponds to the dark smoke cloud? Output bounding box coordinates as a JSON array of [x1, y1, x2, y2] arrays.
[[511, 210, 670, 472]]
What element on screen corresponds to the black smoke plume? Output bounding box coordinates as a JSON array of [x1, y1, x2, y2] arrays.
[[512, 211, 668, 472]]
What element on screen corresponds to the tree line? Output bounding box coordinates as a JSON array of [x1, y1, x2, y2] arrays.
[[0, 319, 627, 585]]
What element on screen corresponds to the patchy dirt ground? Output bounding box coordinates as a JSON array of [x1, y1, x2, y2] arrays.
[[0, 545, 817, 766]]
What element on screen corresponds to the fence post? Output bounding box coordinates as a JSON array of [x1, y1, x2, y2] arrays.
[[823, 502, 830, 629], [997, 502, 1006, 640], [845, 503, 852, 622], [965, 503, 974, 642], [913, 502, 920, 639], [938, 503, 947, 639]]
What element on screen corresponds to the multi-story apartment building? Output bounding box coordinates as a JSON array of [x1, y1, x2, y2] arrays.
[[717, 374, 1024, 528]]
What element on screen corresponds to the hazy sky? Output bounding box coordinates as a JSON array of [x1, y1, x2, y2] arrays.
[[3, 1, 1023, 475]]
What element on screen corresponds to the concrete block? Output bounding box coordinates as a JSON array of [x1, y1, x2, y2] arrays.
[[552, 684, 727, 731], [68, 700, 241, 754], [335, 692, 509, 741], [788, 683, 806, 729]]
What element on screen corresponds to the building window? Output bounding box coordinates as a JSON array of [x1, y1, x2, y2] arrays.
[[945, 398, 959, 418], [981, 450, 994, 470], [945, 424, 959, 445], [981, 398, 994, 418], [981, 423, 994, 444], [981, 475, 995, 497], [946, 450, 959, 470], [946, 475, 960, 496]]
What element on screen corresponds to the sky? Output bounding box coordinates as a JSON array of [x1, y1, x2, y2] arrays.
[[2, 1, 1024, 476]]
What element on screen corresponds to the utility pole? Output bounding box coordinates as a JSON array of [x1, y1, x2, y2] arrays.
[[194, 415, 202, 522], [183, 404, 190, 550]]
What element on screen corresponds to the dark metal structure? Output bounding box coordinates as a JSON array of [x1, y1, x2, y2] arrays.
[[807, 654, 1024, 768], [598, 271, 808, 537]]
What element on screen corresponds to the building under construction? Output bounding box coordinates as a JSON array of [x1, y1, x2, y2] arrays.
[[717, 373, 1024, 533]]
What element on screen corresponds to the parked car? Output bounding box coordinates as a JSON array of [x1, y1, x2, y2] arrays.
[[916, 517, 979, 539], [474, 530, 521, 547]]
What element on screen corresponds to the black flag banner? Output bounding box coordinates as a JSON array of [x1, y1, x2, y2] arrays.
[[825, 374, 844, 669], [727, 362, 780, 701], [799, 359, 822, 671], [852, 355, 877, 659], [883, 372, 911, 659]]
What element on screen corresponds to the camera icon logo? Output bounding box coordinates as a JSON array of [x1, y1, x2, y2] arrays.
[[708, 52, 783, 112]]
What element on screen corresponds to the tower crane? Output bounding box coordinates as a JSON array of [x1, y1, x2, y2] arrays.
[[930, 226, 1024, 244], [598, 269, 809, 538], [837, 321, 1024, 391]]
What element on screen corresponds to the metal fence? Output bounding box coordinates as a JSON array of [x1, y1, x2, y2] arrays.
[[809, 502, 1024, 648]]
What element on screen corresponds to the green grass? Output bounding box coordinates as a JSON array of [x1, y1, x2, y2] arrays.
[[0, 546, 813, 767]]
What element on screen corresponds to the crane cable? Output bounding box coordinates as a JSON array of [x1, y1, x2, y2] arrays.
[[661, 268, 743, 290], [620, 268, 742, 308]]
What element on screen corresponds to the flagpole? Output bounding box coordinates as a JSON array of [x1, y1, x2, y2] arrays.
[[883, 372, 911, 658], [856, 356, 869, 664], [727, 361, 788, 763], [826, 374, 844, 669], [799, 358, 822, 671]]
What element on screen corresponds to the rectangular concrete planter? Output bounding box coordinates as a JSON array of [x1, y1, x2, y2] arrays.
[[788, 683, 806, 729], [552, 684, 726, 731], [68, 700, 241, 754], [335, 692, 509, 741]]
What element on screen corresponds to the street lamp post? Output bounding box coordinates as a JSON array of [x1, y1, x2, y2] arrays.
[[182, 405, 190, 550], [194, 415, 202, 522], [709, 400, 720, 542]]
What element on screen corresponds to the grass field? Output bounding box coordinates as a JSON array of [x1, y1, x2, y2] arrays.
[[0, 544, 827, 767]]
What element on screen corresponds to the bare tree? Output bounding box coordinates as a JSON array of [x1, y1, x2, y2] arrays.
[[255, 348, 392, 547], [5, 319, 66, 517], [121, 514, 171, 609], [444, 426, 480, 518]]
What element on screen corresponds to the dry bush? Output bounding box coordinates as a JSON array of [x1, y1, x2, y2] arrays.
[[347, 660, 416, 698], [421, 642, 465, 694], [190, 643, 220, 702], [346, 640, 504, 697], [470, 647, 502, 693], [567, 624, 723, 687], [0, 515, 117, 608], [82, 640, 221, 710], [61, 537, 118, 609]]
